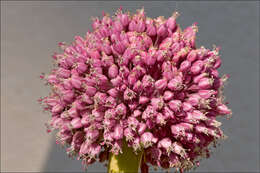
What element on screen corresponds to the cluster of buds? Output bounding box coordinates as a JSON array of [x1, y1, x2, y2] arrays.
[[39, 7, 232, 172]]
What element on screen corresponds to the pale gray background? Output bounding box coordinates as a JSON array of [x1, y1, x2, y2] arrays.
[[1, 1, 259, 172]]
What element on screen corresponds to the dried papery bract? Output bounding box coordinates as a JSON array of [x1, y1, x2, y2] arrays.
[[39, 7, 232, 173]]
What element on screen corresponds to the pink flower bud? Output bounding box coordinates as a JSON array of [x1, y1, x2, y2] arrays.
[[190, 60, 204, 75], [108, 64, 119, 79], [133, 80, 143, 92], [143, 53, 156, 66], [198, 77, 214, 89], [62, 90, 74, 103], [92, 109, 104, 122], [94, 92, 107, 105], [81, 115, 90, 126], [141, 132, 158, 148], [102, 14, 112, 25], [110, 76, 123, 87], [182, 102, 193, 112], [205, 118, 222, 128], [136, 20, 146, 32], [104, 108, 116, 119], [45, 98, 59, 107], [142, 105, 156, 120], [155, 78, 168, 90], [155, 50, 164, 62], [172, 142, 187, 158], [96, 74, 109, 85], [132, 110, 142, 117], [113, 125, 124, 140], [128, 116, 139, 130], [198, 89, 216, 99], [132, 55, 144, 66], [64, 55, 75, 67], [120, 14, 129, 27], [179, 60, 191, 72], [89, 49, 101, 59], [85, 85, 97, 97], [91, 59, 103, 68], [71, 76, 82, 89], [107, 88, 119, 98], [132, 65, 146, 77], [138, 123, 147, 135], [186, 93, 201, 106], [119, 84, 127, 92], [158, 138, 173, 154], [171, 42, 183, 54], [193, 73, 208, 83], [116, 103, 127, 116], [127, 73, 137, 86], [210, 69, 219, 78], [51, 104, 64, 114], [47, 74, 59, 84], [183, 112, 200, 124], [191, 110, 208, 121], [124, 88, 136, 101], [57, 68, 71, 78], [103, 118, 116, 129], [163, 106, 174, 119], [168, 76, 183, 91], [146, 24, 157, 36], [83, 75, 96, 86], [51, 117, 62, 129], [187, 50, 197, 62], [157, 24, 168, 37], [71, 117, 83, 129], [113, 42, 126, 55], [213, 57, 222, 69], [216, 104, 232, 115], [124, 128, 134, 141], [113, 20, 123, 32], [151, 97, 164, 110], [132, 137, 141, 151], [129, 20, 137, 31], [103, 131, 114, 144], [92, 17, 101, 30], [163, 91, 174, 101], [82, 94, 93, 105], [76, 63, 87, 74], [146, 119, 155, 129], [101, 42, 112, 55], [142, 75, 155, 89], [166, 13, 178, 30], [88, 144, 101, 158], [74, 99, 86, 111], [142, 35, 153, 48], [68, 107, 79, 118], [195, 124, 210, 135], [72, 130, 84, 146], [105, 96, 117, 108], [168, 100, 182, 112], [79, 142, 89, 155], [156, 113, 166, 125]]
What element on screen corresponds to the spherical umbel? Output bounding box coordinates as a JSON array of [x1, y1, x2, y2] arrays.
[[39, 7, 232, 172]]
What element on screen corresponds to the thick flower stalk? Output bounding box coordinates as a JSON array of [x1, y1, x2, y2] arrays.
[[39, 7, 232, 173]]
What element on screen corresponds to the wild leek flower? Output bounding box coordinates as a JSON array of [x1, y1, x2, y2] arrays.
[[39, 7, 232, 173]]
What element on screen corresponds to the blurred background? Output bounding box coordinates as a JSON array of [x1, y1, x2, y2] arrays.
[[1, 1, 259, 172]]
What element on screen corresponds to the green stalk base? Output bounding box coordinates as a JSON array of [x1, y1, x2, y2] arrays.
[[108, 140, 143, 173]]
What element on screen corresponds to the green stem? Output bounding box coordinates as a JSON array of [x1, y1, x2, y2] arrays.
[[108, 140, 143, 173]]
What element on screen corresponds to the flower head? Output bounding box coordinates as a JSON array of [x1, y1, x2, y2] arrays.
[[39, 7, 231, 172]]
